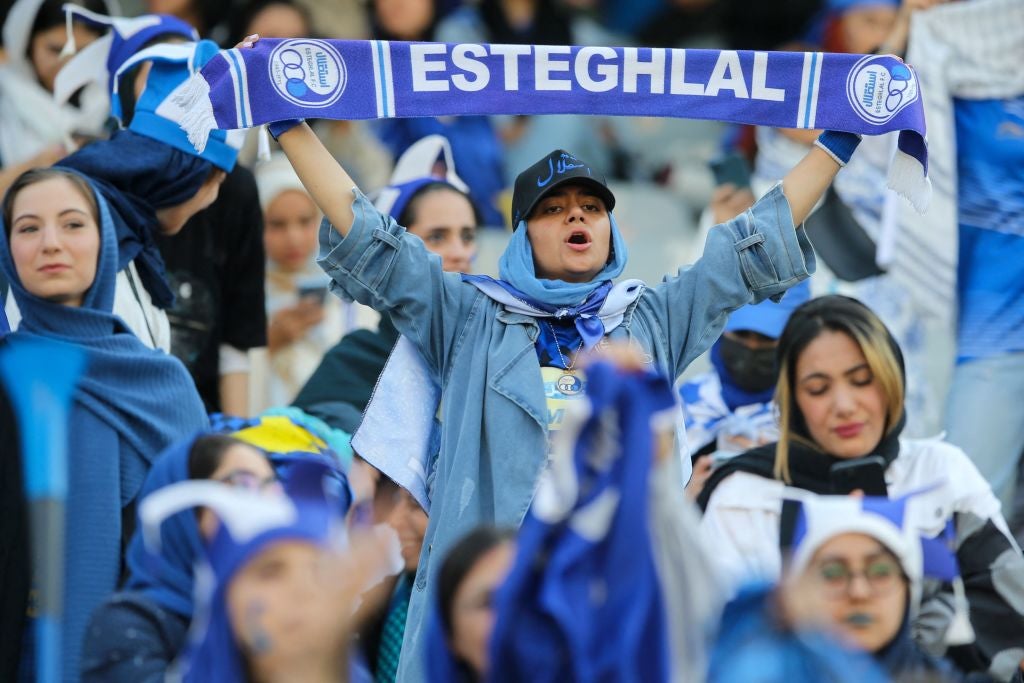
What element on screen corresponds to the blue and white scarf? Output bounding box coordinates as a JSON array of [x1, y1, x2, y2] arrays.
[[173, 40, 932, 209]]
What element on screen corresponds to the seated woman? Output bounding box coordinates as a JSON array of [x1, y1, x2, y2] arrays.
[[698, 295, 1024, 681], [0, 167, 208, 679], [709, 493, 1014, 683], [80, 433, 276, 683]]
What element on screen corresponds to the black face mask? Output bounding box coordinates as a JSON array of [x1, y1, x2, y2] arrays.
[[719, 335, 777, 393]]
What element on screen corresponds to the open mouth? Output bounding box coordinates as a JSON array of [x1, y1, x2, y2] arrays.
[[566, 230, 592, 250]]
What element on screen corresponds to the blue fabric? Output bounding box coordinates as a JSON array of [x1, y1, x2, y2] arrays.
[[185, 40, 931, 208], [0, 171, 208, 682], [123, 434, 207, 618], [488, 362, 675, 682], [181, 460, 353, 683], [498, 216, 627, 308], [724, 279, 810, 337], [58, 130, 216, 309], [709, 341, 775, 411], [954, 97, 1024, 361], [318, 184, 814, 682], [462, 273, 614, 362], [708, 583, 891, 683], [117, 40, 239, 172]]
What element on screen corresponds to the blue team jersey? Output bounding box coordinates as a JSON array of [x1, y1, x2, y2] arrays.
[[955, 97, 1024, 361]]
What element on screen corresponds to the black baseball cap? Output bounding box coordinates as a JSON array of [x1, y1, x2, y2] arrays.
[[510, 149, 616, 228]]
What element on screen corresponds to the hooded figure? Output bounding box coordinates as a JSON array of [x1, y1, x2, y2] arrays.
[[0, 167, 207, 681], [0, 0, 111, 169]]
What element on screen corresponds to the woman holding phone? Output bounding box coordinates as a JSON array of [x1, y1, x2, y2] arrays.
[[698, 295, 1024, 682]]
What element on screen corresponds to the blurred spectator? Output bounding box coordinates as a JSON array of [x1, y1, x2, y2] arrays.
[[251, 153, 344, 412], [428, 526, 516, 682], [81, 434, 276, 683], [231, 0, 310, 43], [145, 459, 389, 682], [680, 280, 809, 498], [145, 0, 233, 44], [356, 483, 430, 683], [0, 0, 110, 197]]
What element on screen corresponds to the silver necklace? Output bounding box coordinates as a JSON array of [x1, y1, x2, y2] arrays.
[[546, 321, 585, 396]]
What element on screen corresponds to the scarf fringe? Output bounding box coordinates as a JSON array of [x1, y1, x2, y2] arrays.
[[173, 72, 215, 153], [886, 148, 933, 214]]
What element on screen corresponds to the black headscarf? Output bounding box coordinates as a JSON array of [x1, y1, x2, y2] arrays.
[[698, 295, 907, 510]]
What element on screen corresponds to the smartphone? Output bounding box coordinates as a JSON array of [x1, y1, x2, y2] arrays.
[[829, 456, 888, 496], [709, 152, 752, 189], [297, 284, 328, 305]]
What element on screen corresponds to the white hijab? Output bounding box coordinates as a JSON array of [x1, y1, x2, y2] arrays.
[[0, 0, 113, 164]]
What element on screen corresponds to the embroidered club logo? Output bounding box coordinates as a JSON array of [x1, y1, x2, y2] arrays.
[[269, 40, 346, 108], [846, 55, 918, 126]]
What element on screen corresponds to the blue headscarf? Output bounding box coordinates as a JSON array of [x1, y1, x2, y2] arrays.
[[179, 460, 355, 683], [123, 419, 354, 622], [58, 130, 216, 309], [499, 216, 628, 309], [0, 169, 208, 680], [123, 433, 208, 618]]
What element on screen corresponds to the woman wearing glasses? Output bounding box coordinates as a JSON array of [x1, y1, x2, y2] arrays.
[[699, 296, 1024, 681], [709, 494, 1024, 683], [80, 433, 277, 683]]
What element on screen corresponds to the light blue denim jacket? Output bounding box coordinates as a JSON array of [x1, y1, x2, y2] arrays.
[[318, 184, 814, 680]]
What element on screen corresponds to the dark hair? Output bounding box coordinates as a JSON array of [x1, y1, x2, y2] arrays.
[[437, 525, 515, 638], [187, 434, 263, 480], [28, 0, 108, 49], [3, 167, 99, 237], [773, 295, 905, 482], [397, 182, 481, 230], [116, 34, 193, 126], [230, 0, 313, 44]]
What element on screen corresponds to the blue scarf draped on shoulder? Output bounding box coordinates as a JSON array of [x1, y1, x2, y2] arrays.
[[57, 130, 216, 309], [462, 215, 631, 365], [0, 170, 208, 681]]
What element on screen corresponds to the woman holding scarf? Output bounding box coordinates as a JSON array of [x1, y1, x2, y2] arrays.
[[698, 295, 1024, 682], [261, 79, 858, 674]]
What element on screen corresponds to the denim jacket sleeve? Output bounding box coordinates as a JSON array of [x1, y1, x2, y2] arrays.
[[316, 189, 475, 376], [639, 183, 815, 378]]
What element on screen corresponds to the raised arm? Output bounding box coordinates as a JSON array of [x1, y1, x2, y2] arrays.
[[780, 145, 840, 225], [276, 123, 357, 236], [779, 131, 859, 225]]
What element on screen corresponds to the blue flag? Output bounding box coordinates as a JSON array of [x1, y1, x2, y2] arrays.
[[487, 361, 676, 682]]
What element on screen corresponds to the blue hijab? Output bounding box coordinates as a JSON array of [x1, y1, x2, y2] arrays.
[[0, 169, 208, 681], [180, 460, 361, 683], [499, 216, 628, 309], [57, 130, 216, 309]]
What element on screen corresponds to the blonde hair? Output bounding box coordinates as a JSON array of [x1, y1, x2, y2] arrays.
[[772, 297, 905, 483]]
